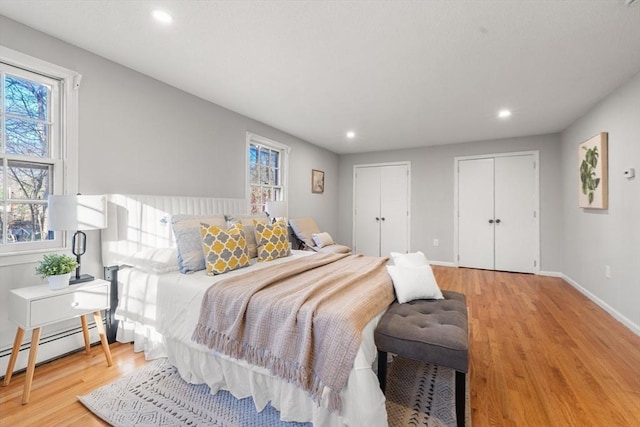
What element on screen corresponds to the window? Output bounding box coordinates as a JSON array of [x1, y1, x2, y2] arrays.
[[246, 133, 289, 214], [0, 47, 80, 258]]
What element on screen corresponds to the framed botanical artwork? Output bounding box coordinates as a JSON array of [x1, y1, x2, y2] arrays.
[[311, 169, 325, 194], [578, 132, 608, 209]]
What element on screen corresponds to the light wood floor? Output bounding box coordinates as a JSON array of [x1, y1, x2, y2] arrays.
[[1, 267, 639, 426]]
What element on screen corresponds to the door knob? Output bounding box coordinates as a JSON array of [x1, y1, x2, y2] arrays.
[[495, 219, 501, 224], [488, 219, 494, 224], [375, 217, 380, 221], [381, 217, 386, 221]]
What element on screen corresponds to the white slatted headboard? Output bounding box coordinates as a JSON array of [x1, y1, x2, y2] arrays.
[[101, 194, 247, 267]]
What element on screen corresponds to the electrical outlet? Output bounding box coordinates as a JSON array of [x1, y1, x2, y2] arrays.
[[605, 265, 611, 279], [433, 238, 439, 247]]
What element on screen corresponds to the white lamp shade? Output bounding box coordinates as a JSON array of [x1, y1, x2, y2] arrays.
[[265, 200, 287, 218], [48, 195, 107, 231]]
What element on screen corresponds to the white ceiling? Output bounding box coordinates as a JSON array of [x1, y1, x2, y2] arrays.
[[0, 1, 639, 154]]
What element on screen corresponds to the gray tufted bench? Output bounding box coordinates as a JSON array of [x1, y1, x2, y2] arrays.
[[374, 290, 469, 427]]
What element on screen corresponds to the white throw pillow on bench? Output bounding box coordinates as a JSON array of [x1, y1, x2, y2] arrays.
[[387, 251, 444, 303]]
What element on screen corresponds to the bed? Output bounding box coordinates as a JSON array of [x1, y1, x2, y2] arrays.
[[101, 194, 393, 426]]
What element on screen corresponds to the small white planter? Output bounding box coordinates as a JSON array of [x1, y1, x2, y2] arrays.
[[47, 273, 71, 290]]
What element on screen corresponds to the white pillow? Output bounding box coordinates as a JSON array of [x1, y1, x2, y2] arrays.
[[122, 248, 179, 274], [312, 232, 334, 248], [386, 264, 444, 303], [390, 251, 428, 267]]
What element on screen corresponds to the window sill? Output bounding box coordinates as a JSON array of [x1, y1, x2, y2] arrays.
[[0, 247, 68, 268]]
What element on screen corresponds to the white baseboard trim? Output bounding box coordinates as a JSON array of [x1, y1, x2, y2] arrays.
[[428, 260, 457, 267], [0, 324, 102, 379], [538, 270, 563, 277], [562, 274, 640, 336]]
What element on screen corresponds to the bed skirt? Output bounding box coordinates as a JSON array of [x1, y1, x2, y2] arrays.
[[116, 315, 388, 427]]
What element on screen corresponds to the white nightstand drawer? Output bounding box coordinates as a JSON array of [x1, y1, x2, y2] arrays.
[[30, 284, 109, 327]]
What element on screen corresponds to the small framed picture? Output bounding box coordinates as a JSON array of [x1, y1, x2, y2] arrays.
[[312, 169, 325, 194]]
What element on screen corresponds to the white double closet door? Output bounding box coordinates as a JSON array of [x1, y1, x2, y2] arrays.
[[353, 163, 410, 257], [456, 152, 539, 273]]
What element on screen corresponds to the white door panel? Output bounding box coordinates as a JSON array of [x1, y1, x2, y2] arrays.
[[354, 167, 381, 256], [458, 158, 495, 270], [495, 156, 535, 273], [380, 165, 409, 255]]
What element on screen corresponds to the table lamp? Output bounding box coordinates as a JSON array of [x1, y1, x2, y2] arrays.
[[265, 200, 287, 224], [48, 194, 107, 284]]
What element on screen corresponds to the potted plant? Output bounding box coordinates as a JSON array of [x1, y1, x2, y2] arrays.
[[36, 254, 78, 290]]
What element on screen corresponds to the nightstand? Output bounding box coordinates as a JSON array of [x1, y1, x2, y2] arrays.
[[2, 279, 113, 404]]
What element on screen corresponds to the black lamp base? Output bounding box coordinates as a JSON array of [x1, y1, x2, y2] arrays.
[[70, 274, 95, 285]]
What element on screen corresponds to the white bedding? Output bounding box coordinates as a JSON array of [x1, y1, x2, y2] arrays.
[[115, 250, 388, 426]]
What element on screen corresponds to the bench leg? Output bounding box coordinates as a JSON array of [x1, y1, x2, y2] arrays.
[[455, 370, 465, 427], [377, 350, 387, 393]]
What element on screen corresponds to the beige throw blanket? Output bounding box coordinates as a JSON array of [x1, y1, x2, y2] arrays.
[[192, 252, 394, 412]]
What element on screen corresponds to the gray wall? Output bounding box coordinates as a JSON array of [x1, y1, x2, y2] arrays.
[[0, 16, 339, 351], [1, 14, 637, 364], [338, 134, 564, 272], [561, 72, 640, 330]]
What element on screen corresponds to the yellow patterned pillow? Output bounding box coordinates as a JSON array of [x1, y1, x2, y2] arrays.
[[253, 219, 291, 262], [200, 222, 250, 275], [226, 215, 268, 259]]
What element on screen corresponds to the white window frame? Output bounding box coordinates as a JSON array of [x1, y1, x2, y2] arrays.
[[245, 132, 290, 214], [0, 46, 80, 266]]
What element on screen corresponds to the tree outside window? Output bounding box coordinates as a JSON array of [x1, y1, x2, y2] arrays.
[[247, 133, 289, 214], [1, 69, 57, 246]]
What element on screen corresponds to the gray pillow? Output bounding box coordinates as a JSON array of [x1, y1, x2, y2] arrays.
[[171, 214, 226, 273]]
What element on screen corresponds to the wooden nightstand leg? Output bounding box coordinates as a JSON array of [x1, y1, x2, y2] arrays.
[[80, 315, 91, 354], [3, 327, 25, 386], [22, 327, 41, 405], [93, 311, 113, 367]]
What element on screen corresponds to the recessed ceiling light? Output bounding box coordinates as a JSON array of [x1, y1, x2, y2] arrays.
[[498, 109, 512, 118], [346, 131, 356, 139], [152, 10, 173, 25]]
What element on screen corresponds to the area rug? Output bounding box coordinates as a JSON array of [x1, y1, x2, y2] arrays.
[[79, 357, 470, 426], [385, 356, 471, 427]]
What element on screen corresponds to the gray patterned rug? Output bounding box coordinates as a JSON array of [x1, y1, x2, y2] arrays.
[[79, 357, 470, 426]]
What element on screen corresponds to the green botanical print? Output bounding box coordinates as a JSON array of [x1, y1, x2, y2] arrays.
[[580, 146, 600, 205]]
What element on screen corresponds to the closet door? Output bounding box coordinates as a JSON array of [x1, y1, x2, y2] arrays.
[[354, 163, 410, 257], [380, 165, 409, 256], [494, 155, 535, 272], [458, 158, 495, 270], [456, 153, 537, 273], [354, 166, 382, 256]]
